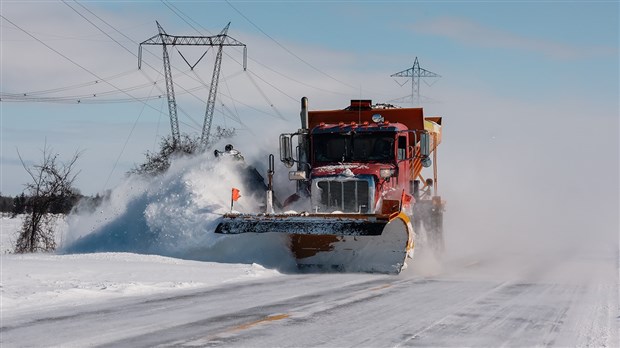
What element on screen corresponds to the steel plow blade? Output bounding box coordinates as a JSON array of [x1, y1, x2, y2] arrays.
[[214, 212, 414, 274]]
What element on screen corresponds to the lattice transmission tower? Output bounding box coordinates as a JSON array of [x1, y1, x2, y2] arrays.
[[139, 21, 246, 148], [390, 57, 440, 106]]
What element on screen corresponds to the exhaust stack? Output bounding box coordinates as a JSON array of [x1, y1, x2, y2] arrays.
[[266, 154, 275, 214], [300, 97, 309, 129], [297, 97, 310, 195]]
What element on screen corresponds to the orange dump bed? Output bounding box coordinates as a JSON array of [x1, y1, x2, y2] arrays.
[[309, 106, 441, 149], [308, 108, 425, 131]]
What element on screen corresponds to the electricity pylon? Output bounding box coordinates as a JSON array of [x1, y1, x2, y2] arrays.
[[139, 22, 246, 148], [390, 57, 440, 106]]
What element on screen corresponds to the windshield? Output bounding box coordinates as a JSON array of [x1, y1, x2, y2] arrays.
[[313, 132, 395, 163]]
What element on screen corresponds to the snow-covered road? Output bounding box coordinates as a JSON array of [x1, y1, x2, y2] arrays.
[[3, 244, 617, 347]]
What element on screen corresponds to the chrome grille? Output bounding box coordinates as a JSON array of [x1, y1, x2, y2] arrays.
[[316, 180, 370, 213]]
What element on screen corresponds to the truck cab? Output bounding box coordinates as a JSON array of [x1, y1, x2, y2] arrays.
[[309, 122, 413, 214], [282, 99, 438, 216]]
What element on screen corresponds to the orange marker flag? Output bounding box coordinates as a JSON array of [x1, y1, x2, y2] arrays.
[[231, 188, 241, 212], [232, 188, 241, 201], [400, 189, 412, 211]]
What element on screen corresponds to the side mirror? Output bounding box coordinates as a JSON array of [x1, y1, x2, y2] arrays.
[[420, 132, 432, 168], [279, 134, 294, 168]]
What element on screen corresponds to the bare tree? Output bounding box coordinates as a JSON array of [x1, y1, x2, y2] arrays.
[[15, 146, 80, 253]]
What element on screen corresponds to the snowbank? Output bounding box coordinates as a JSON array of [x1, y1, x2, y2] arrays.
[[1, 252, 281, 316]]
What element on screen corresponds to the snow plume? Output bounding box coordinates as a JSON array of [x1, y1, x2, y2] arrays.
[[61, 151, 297, 271], [434, 91, 619, 282]]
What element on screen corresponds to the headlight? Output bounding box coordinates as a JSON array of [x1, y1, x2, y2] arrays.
[[380, 168, 395, 179]]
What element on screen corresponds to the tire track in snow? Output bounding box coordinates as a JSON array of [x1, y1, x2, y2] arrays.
[[395, 282, 584, 347], [2, 273, 402, 347], [103, 276, 417, 347], [153, 276, 495, 347], [393, 280, 511, 347], [96, 258, 492, 347]]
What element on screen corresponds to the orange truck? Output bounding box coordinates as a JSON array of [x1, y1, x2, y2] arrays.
[[216, 98, 444, 273]]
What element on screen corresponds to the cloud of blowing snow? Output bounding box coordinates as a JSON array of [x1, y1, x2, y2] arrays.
[[61, 136, 298, 271]]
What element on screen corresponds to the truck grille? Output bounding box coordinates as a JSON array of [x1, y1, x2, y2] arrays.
[[316, 180, 370, 213]]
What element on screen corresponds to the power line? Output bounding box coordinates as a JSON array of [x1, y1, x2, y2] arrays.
[[160, 0, 204, 35], [248, 56, 350, 97], [65, 1, 227, 130], [160, 0, 281, 128], [0, 14, 180, 193], [1, 94, 164, 104], [160, 0, 298, 127], [138, 21, 247, 146], [3, 69, 136, 96], [161, 1, 347, 99], [246, 72, 285, 120], [102, 75, 160, 192], [4, 78, 160, 101], [63, 1, 137, 63], [224, 0, 359, 91], [0, 75, 228, 105], [159, 0, 292, 129], [221, 71, 240, 125], [0, 15, 164, 113]]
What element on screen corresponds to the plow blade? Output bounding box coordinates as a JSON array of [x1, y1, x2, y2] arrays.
[[215, 212, 414, 274]]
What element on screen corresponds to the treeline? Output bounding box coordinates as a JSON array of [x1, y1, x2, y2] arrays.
[[0, 193, 104, 216]]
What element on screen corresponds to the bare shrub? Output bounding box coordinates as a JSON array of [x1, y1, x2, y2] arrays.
[[15, 146, 80, 253]]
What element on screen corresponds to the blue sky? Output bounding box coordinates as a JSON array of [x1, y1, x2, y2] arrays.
[[1, 0, 618, 197]]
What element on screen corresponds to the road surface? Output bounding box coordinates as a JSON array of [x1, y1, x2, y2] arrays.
[[3, 241, 618, 347]]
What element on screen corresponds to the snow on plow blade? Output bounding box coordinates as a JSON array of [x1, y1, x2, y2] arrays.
[[215, 212, 414, 274]]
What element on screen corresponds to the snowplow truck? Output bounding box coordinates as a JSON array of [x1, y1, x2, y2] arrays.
[[215, 98, 444, 273]]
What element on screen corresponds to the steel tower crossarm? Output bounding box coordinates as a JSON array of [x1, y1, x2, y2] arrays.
[[390, 57, 441, 78], [138, 22, 247, 69]]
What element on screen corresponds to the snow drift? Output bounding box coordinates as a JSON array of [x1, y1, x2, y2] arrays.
[[61, 152, 297, 271]]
